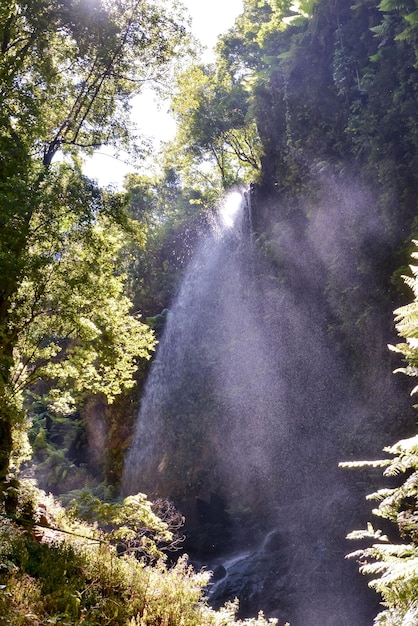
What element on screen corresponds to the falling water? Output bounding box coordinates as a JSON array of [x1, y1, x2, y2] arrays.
[[122, 187, 395, 625], [122, 191, 253, 498], [123, 190, 289, 510]]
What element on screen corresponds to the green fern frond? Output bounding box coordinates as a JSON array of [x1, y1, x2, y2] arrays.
[[378, 0, 413, 11]]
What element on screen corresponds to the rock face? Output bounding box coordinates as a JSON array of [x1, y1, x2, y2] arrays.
[[206, 531, 289, 621]]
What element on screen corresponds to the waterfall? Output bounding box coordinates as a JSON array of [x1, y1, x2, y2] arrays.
[[122, 190, 277, 501], [122, 191, 250, 498], [122, 189, 380, 626], [123, 189, 289, 507]]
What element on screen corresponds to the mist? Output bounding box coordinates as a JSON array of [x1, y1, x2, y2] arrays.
[[123, 179, 413, 625]]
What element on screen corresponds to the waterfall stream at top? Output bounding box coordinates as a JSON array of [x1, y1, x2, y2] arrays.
[[122, 189, 378, 626]]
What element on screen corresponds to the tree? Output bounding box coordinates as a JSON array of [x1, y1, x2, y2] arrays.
[[170, 62, 262, 189], [11, 171, 155, 405], [0, 0, 190, 483], [341, 241, 418, 624], [0, 0, 189, 165], [2, 164, 157, 481]]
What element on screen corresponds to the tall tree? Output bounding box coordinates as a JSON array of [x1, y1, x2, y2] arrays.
[[0, 0, 190, 483]]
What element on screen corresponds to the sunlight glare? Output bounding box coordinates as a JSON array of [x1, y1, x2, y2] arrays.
[[219, 191, 243, 228]]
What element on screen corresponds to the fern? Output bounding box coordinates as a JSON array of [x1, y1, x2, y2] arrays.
[[341, 242, 418, 624]]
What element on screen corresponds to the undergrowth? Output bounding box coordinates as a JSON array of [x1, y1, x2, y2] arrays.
[[0, 483, 285, 626]]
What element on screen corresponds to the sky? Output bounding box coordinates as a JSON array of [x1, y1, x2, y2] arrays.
[[82, 0, 244, 186]]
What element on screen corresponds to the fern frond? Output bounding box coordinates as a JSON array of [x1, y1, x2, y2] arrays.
[[384, 461, 410, 476], [393, 366, 418, 377], [402, 471, 418, 493], [385, 435, 418, 455], [339, 459, 392, 469], [366, 488, 396, 501], [346, 524, 389, 543]]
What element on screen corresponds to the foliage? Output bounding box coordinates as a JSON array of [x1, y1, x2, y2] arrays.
[[122, 170, 215, 316], [167, 0, 418, 220], [0, 0, 190, 166], [170, 63, 262, 189], [12, 170, 154, 408], [67, 490, 185, 561], [0, 0, 191, 482], [341, 242, 418, 624], [389, 244, 418, 391], [0, 484, 285, 625], [374, 0, 418, 64], [0, 164, 156, 489]]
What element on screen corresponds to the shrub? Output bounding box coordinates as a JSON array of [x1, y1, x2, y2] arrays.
[[0, 484, 285, 625]]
